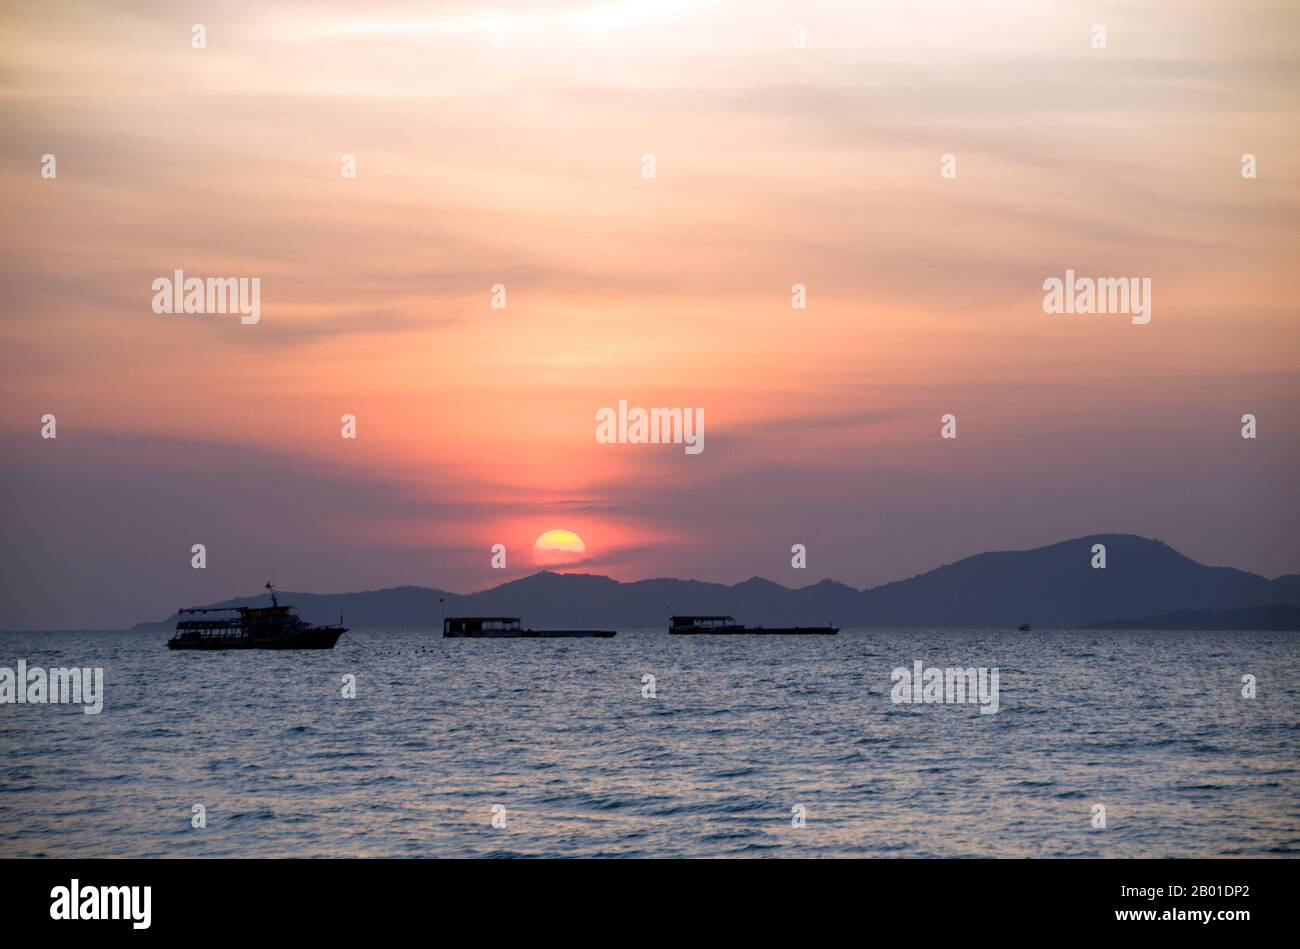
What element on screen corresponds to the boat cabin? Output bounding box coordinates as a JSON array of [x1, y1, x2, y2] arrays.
[[444, 617, 522, 635], [670, 615, 739, 630], [173, 591, 304, 643]]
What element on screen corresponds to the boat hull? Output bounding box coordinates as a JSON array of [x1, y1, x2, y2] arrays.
[[670, 626, 838, 635], [168, 626, 347, 650], [444, 629, 615, 639]]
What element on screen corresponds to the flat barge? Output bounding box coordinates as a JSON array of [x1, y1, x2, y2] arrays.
[[669, 614, 838, 635], [443, 617, 615, 638]]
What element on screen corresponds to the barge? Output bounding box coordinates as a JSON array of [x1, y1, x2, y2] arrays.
[[669, 614, 838, 635], [443, 617, 615, 638]]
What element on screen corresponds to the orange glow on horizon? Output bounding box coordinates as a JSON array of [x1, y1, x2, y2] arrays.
[[1, 0, 1297, 616]]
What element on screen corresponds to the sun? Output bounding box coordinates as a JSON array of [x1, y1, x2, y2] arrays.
[[533, 529, 587, 566]]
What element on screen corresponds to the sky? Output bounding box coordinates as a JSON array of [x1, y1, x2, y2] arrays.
[[1, 0, 1298, 629]]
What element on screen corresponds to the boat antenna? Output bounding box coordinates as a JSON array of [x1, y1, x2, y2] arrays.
[[439, 596, 446, 631], [265, 581, 277, 608]]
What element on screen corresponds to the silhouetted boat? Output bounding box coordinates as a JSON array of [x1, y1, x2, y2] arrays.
[[1017, 623, 1031, 631], [167, 583, 347, 650], [443, 617, 615, 638], [669, 615, 838, 635]]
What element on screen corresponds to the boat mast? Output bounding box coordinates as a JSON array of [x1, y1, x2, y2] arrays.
[[265, 581, 278, 608]]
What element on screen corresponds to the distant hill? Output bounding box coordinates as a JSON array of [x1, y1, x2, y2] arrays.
[[855, 534, 1293, 627], [129, 533, 1300, 631], [1083, 604, 1300, 631]]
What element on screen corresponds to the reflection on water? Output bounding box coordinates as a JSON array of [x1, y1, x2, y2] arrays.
[[1, 628, 1297, 857]]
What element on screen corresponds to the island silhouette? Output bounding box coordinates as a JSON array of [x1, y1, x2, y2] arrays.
[[132, 534, 1300, 632]]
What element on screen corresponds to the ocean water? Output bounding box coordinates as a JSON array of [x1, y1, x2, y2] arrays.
[[1, 628, 1297, 858]]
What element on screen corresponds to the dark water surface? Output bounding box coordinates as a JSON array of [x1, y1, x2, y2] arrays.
[[1, 628, 1297, 857]]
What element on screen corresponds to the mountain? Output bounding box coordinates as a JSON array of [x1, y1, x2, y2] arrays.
[[1083, 604, 1300, 631], [855, 534, 1291, 627], [129, 533, 1300, 631]]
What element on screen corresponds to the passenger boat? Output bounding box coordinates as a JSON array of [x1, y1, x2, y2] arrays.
[[669, 615, 838, 635], [443, 617, 615, 638], [167, 583, 347, 650]]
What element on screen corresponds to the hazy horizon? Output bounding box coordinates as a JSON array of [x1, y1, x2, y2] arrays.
[[103, 530, 1300, 602], [3, 0, 1298, 628], [9, 530, 1299, 633]]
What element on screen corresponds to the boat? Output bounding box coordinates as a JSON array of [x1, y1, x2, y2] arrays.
[[669, 615, 838, 635], [443, 617, 616, 639], [167, 583, 347, 650], [1017, 623, 1031, 631]]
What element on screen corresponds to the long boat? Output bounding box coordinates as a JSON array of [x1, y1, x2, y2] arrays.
[[443, 617, 615, 638], [669, 614, 838, 635], [167, 583, 347, 650]]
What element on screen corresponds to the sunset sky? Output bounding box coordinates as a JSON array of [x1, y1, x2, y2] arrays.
[[2, 0, 1298, 628]]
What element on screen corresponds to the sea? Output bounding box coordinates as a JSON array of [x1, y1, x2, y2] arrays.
[[1, 628, 1296, 858]]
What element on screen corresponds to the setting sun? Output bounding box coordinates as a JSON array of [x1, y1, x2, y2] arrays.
[[533, 529, 587, 566]]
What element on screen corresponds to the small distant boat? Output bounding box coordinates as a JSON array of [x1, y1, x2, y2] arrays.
[[167, 583, 346, 650], [1017, 623, 1031, 632], [669, 615, 838, 635], [443, 617, 615, 639]]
